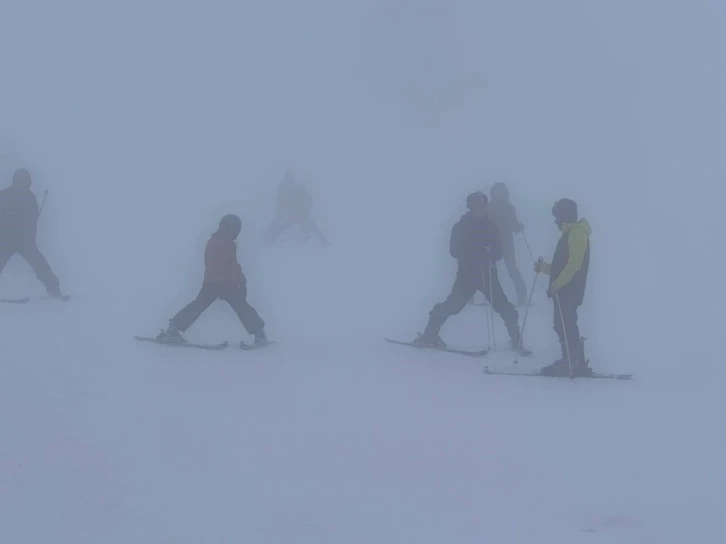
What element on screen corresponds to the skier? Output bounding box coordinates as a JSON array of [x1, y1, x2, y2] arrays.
[[264, 170, 329, 247], [0, 168, 63, 297], [534, 198, 592, 376], [156, 214, 268, 347], [415, 191, 527, 352], [486, 182, 527, 306]]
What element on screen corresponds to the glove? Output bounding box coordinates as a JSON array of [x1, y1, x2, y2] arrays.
[[547, 284, 559, 299], [533, 258, 544, 273]]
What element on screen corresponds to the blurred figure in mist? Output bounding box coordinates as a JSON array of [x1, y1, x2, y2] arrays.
[[264, 170, 329, 247], [0, 168, 63, 297], [485, 182, 527, 306]]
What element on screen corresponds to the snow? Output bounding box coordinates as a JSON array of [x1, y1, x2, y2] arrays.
[[1, 241, 724, 543], [2, 0, 726, 542]]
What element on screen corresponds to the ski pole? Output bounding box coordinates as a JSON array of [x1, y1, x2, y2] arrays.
[[521, 231, 535, 262], [514, 259, 541, 364], [488, 263, 497, 349], [484, 294, 492, 350], [38, 190, 48, 219], [555, 291, 575, 379], [482, 266, 493, 350]]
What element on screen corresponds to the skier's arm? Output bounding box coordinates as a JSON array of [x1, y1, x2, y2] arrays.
[[536, 261, 552, 275], [449, 222, 463, 259], [510, 204, 524, 233], [30, 194, 39, 233], [551, 228, 588, 290]]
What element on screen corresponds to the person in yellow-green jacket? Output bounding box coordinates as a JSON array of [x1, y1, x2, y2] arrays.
[[534, 199, 592, 377]]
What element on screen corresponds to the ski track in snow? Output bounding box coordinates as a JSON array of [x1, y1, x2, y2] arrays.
[[1, 245, 723, 544]]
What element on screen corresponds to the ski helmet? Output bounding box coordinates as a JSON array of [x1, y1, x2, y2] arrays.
[[218, 214, 242, 238], [466, 191, 488, 210], [552, 198, 578, 224], [11, 168, 31, 189], [491, 182, 509, 201]]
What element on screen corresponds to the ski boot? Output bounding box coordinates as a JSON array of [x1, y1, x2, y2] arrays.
[[156, 325, 187, 345], [509, 339, 533, 357], [253, 330, 269, 347], [540, 358, 571, 377], [412, 332, 447, 348], [574, 337, 593, 376], [507, 326, 532, 356], [47, 286, 67, 300]]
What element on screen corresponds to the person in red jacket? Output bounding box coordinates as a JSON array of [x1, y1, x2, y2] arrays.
[[157, 214, 267, 346]]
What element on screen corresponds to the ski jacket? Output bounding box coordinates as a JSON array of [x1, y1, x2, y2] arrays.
[[449, 212, 503, 270], [485, 200, 524, 241], [277, 182, 313, 222], [540, 219, 591, 304], [0, 186, 39, 244], [203, 232, 245, 288]]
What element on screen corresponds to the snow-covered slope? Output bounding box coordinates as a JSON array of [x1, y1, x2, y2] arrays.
[[2, 0, 726, 542], [1, 234, 724, 543]]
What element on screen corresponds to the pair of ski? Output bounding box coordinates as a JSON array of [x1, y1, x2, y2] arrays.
[[1, 295, 70, 304], [385, 338, 632, 380], [134, 335, 274, 351]]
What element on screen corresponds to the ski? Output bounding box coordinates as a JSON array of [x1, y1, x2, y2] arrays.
[[2, 295, 70, 303], [0, 297, 30, 304], [239, 340, 276, 351], [134, 336, 229, 351], [483, 367, 632, 380], [385, 338, 488, 358]]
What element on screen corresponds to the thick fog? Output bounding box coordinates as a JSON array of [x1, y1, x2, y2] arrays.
[[2, 1, 725, 542]]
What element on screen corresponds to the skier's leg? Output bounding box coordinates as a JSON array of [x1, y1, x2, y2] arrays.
[[0, 245, 14, 275], [546, 293, 584, 374], [300, 218, 330, 246], [502, 242, 527, 305], [559, 296, 582, 362], [221, 285, 265, 337], [17, 243, 61, 296], [169, 285, 218, 333], [421, 273, 478, 343], [264, 218, 292, 247], [483, 266, 522, 346]]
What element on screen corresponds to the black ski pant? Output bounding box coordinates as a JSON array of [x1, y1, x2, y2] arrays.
[[264, 217, 329, 246], [425, 265, 521, 342], [553, 292, 583, 361], [170, 283, 265, 335], [502, 238, 527, 303], [0, 241, 61, 295]]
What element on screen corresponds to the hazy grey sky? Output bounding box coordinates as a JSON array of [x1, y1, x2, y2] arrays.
[[2, 0, 724, 360]]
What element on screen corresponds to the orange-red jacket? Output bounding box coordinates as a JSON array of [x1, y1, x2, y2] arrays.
[[203, 232, 245, 288]]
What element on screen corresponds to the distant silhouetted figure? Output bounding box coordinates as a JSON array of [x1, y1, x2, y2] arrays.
[[0, 169, 62, 297], [264, 171, 329, 247], [486, 182, 527, 306]]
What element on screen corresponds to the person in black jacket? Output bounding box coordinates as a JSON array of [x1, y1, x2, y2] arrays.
[[0, 169, 62, 297], [486, 182, 527, 306], [415, 192, 525, 351]]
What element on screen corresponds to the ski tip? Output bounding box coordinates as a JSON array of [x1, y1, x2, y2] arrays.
[[0, 297, 31, 304]]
